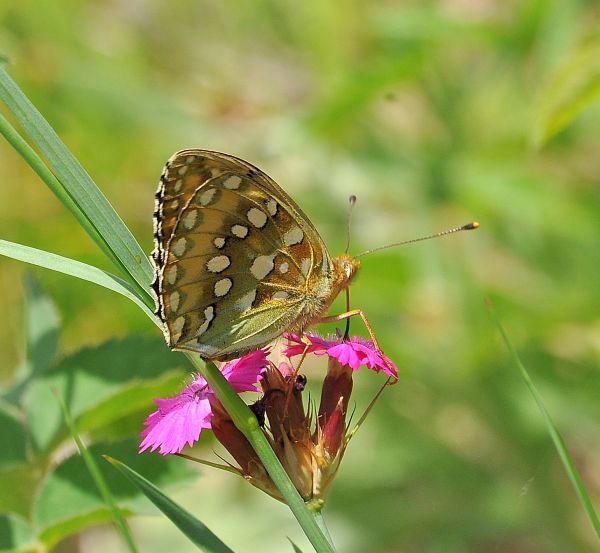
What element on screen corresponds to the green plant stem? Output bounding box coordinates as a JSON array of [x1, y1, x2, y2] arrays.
[[186, 353, 336, 553], [0, 112, 154, 310], [312, 511, 334, 549], [54, 389, 139, 553]]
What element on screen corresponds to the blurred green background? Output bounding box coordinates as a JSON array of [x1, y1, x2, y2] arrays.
[[1, 1, 599, 552]]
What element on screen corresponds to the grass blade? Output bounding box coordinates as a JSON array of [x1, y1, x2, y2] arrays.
[[105, 457, 235, 553], [288, 539, 305, 552], [0, 67, 153, 301], [487, 300, 600, 539], [0, 112, 156, 309], [0, 239, 159, 327], [54, 390, 139, 553]]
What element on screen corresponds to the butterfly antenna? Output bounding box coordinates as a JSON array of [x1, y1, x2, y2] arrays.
[[355, 221, 479, 258], [345, 195, 357, 254]]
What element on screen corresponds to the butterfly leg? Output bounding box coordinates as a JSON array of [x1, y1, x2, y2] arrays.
[[319, 309, 382, 352], [283, 334, 313, 412], [294, 334, 313, 371], [319, 309, 397, 380]]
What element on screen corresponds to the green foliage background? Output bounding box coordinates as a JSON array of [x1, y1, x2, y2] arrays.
[[1, 1, 599, 552]]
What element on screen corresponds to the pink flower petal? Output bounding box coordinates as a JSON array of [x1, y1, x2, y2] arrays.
[[139, 349, 270, 455], [139, 379, 213, 455], [282, 333, 336, 357], [284, 333, 398, 378], [222, 348, 269, 392]]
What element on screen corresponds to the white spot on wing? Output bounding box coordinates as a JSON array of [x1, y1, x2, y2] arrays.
[[178, 165, 188, 175], [231, 224, 248, 238], [200, 188, 217, 206], [171, 316, 185, 342], [173, 237, 188, 257], [247, 207, 267, 228], [206, 255, 231, 273], [169, 291, 180, 312], [250, 254, 275, 280], [273, 291, 289, 300], [186, 155, 195, 164], [301, 258, 311, 276], [174, 179, 184, 192], [183, 209, 198, 230], [283, 227, 304, 246], [214, 237, 226, 249], [223, 175, 242, 189], [236, 289, 257, 312], [166, 265, 178, 285], [197, 305, 215, 336], [266, 199, 278, 216], [214, 278, 232, 297], [279, 262, 289, 274]]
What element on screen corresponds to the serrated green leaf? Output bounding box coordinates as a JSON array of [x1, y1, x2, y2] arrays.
[[0, 513, 35, 552], [0, 239, 158, 327], [0, 464, 42, 519], [23, 273, 60, 376], [38, 508, 135, 552], [106, 457, 235, 553], [2, 274, 61, 405], [56, 388, 138, 553], [25, 336, 188, 455], [34, 439, 194, 549], [0, 403, 27, 466]]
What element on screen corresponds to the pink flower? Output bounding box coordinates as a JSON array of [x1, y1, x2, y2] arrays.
[[139, 349, 269, 455], [283, 333, 398, 379]]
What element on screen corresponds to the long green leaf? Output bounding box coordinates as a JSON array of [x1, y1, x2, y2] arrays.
[[55, 391, 139, 553], [488, 301, 600, 539], [0, 67, 153, 301], [0, 111, 154, 309], [0, 239, 159, 327], [105, 457, 235, 553]]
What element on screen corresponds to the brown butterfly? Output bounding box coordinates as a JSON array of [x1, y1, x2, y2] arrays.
[[152, 150, 363, 361]]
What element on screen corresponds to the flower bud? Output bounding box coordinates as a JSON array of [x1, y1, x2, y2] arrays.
[[317, 357, 353, 431], [209, 397, 281, 500]]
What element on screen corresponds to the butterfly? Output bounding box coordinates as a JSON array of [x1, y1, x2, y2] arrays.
[[152, 149, 363, 361]]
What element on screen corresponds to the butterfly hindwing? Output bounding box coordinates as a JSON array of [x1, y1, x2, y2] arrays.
[[153, 150, 333, 359]]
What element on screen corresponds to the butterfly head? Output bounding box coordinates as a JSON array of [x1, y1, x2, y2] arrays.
[[333, 254, 361, 288]]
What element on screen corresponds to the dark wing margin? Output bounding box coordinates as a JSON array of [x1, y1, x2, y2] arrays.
[[152, 149, 333, 359]]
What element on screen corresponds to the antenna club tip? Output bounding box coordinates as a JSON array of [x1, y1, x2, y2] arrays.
[[464, 221, 480, 230], [349, 194, 357, 205]]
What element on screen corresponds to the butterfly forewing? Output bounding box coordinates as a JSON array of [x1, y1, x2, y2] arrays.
[[152, 150, 333, 360]]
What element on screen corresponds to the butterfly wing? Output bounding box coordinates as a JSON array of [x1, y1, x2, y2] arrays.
[[152, 149, 334, 360]]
